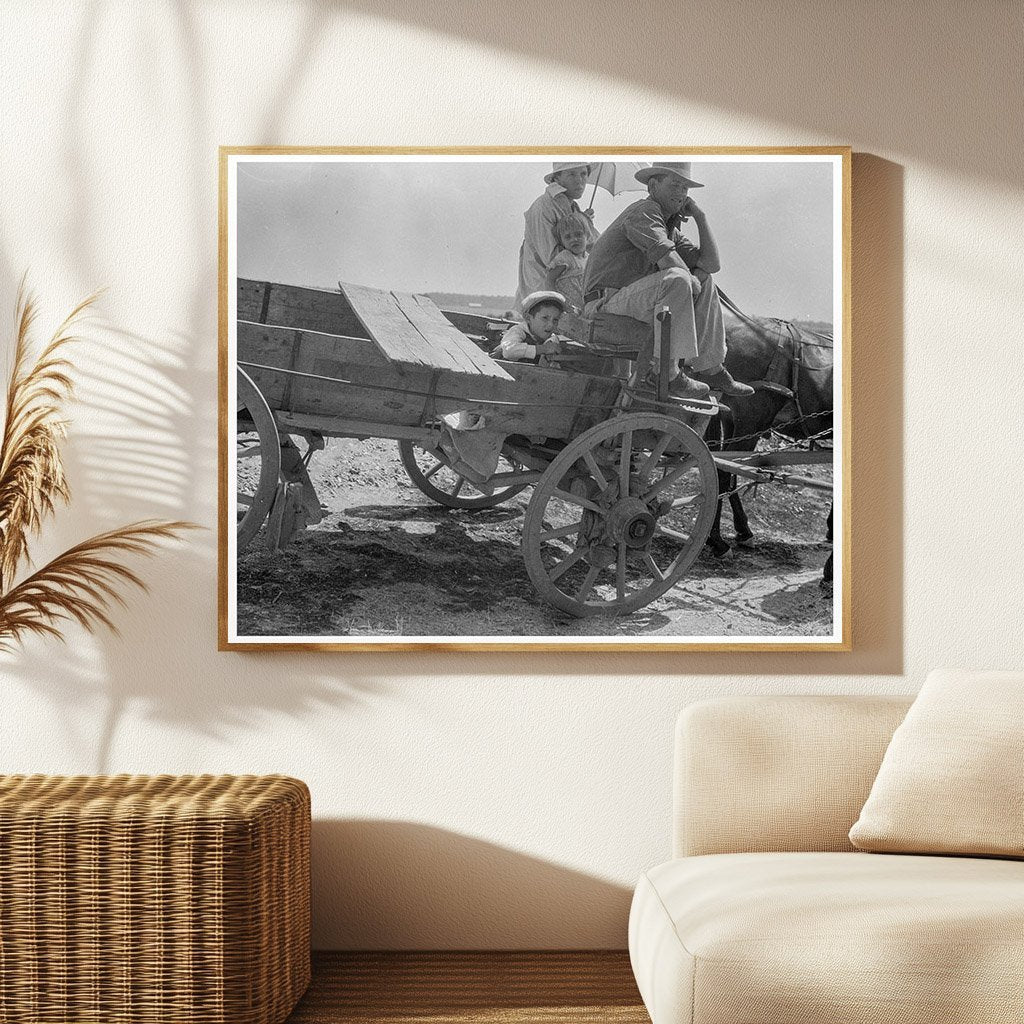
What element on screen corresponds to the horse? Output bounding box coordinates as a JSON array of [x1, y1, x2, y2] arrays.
[[706, 292, 835, 562]]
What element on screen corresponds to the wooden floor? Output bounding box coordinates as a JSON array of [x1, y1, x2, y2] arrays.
[[286, 952, 649, 1023]]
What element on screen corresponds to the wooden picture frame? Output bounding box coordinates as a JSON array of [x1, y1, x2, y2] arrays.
[[219, 147, 850, 651]]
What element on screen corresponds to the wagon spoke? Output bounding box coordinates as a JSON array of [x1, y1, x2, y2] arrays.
[[643, 553, 667, 582], [618, 430, 633, 495], [237, 442, 264, 460], [637, 433, 673, 482], [668, 493, 704, 510], [616, 543, 627, 601], [654, 524, 692, 545], [552, 488, 606, 515], [642, 458, 694, 501], [237, 492, 254, 508], [540, 521, 584, 542], [451, 476, 466, 497], [550, 546, 587, 582], [575, 563, 603, 603], [582, 451, 609, 491], [422, 458, 446, 481]]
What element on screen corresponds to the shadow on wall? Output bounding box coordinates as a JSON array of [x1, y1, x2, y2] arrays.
[[312, 819, 634, 949], [1, 2, 388, 770], [332, 1, 1021, 187], [0, 305, 393, 770]]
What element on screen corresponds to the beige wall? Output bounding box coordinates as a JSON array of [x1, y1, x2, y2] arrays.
[[1, 1, 1021, 949]]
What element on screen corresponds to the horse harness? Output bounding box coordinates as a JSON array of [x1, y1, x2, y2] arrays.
[[716, 288, 832, 440]]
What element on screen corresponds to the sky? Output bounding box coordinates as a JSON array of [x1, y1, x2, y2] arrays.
[[235, 155, 837, 321]]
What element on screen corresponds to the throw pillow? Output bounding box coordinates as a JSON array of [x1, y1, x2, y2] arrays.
[[849, 668, 1024, 857]]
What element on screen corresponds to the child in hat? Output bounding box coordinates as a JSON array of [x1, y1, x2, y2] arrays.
[[497, 292, 565, 364]]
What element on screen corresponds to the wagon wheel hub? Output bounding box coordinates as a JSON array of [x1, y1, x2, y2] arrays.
[[605, 496, 657, 549]]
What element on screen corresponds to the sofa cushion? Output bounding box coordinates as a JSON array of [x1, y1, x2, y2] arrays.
[[629, 852, 1024, 1024], [849, 668, 1024, 857]]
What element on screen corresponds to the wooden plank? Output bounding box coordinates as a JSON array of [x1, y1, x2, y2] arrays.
[[396, 291, 471, 370], [340, 281, 438, 368], [276, 411, 440, 443], [237, 279, 371, 337], [713, 458, 834, 491], [237, 320, 387, 371], [289, 951, 647, 1023], [715, 449, 834, 467], [398, 291, 508, 378], [557, 308, 594, 345], [341, 282, 512, 380]]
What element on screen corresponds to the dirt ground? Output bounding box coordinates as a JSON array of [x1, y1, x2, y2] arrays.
[[236, 436, 835, 640]]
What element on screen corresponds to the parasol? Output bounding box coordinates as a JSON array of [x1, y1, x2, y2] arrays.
[[584, 162, 651, 211]]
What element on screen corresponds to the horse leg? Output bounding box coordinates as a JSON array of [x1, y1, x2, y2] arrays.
[[820, 503, 834, 590], [705, 409, 733, 557], [730, 488, 754, 545], [706, 468, 732, 557]]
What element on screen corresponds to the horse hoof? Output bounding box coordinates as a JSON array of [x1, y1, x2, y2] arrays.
[[706, 539, 731, 558], [734, 531, 755, 547]]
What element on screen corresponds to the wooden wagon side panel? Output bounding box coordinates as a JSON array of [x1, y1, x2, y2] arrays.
[[238, 322, 426, 428], [236, 322, 620, 441], [237, 279, 371, 338]]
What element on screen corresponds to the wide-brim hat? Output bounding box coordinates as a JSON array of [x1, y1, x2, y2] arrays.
[[634, 162, 704, 188], [544, 162, 592, 184], [520, 290, 566, 315]]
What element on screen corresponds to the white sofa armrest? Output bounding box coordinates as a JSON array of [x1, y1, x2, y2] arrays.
[[674, 695, 912, 857]]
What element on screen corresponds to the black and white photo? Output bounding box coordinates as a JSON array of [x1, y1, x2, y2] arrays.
[[220, 149, 849, 650]]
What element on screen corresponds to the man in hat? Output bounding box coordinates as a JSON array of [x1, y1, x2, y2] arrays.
[[514, 162, 599, 314], [582, 162, 754, 400]]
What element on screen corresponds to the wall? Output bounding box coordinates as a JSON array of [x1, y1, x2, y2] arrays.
[[1, 1, 1021, 949]]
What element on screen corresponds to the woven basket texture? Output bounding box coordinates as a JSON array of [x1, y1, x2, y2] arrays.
[[0, 774, 311, 1024]]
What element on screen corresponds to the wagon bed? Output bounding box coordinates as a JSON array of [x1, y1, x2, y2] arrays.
[[237, 279, 620, 444]]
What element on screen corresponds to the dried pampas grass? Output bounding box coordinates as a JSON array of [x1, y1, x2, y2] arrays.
[[0, 280, 196, 650]]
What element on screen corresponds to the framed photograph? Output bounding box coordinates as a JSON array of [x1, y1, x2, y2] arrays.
[[219, 148, 850, 651]]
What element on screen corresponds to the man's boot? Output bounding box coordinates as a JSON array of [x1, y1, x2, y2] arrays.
[[690, 366, 755, 397], [638, 369, 711, 400]]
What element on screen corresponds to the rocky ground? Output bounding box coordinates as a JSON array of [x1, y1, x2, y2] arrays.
[[236, 435, 835, 641]]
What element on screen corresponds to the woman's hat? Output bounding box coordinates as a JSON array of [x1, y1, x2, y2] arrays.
[[544, 162, 592, 184], [521, 291, 566, 315], [634, 162, 704, 188]]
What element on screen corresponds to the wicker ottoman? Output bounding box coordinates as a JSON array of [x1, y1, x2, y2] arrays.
[[0, 774, 310, 1024]]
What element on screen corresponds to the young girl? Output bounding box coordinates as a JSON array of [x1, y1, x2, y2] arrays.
[[544, 213, 589, 312]]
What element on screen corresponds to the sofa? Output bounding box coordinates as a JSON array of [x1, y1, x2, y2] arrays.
[[629, 691, 1024, 1024]]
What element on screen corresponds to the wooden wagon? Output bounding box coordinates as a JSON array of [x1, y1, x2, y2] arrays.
[[234, 278, 829, 617]]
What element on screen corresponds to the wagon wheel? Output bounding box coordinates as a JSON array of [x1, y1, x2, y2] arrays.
[[236, 367, 281, 551], [522, 413, 717, 617], [398, 440, 528, 510]]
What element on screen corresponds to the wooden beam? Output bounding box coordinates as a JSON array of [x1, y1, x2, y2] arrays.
[[340, 281, 512, 380], [715, 450, 834, 467], [713, 457, 833, 492]]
